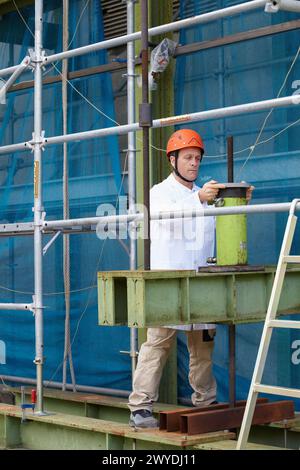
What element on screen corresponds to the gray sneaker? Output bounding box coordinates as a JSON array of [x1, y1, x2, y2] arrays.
[[129, 409, 158, 428]]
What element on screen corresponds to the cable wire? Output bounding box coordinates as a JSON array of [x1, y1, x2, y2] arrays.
[[237, 44, 300, 178], [12, 0, 35, 39]]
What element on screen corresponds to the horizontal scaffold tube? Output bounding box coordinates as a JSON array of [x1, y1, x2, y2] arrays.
[[0, 375, 130, 398], [0, 303, 33, 311], [0, 0, 267, 78], [42, 202, 300, 231], [0, 94, 299, 156], [0, 202, 298, 236], [42, 1, 268, 65]]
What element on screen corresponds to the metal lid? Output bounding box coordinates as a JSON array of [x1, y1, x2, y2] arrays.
[[218, 182, 250, 198]]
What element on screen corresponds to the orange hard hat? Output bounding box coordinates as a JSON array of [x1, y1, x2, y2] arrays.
[[166, 129, 205, 157]]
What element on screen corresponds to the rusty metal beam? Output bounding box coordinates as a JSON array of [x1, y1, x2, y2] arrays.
[[180, 401, 295, 436], [174, 19, 300, 57], [160, 398, 268, 432], [9, 63, 126, 93]]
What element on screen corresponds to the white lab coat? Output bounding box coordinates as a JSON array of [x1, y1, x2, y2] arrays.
[[150, 173, 215, 330]]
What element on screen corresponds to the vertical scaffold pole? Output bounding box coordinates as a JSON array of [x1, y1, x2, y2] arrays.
[[33, 0, 45, 415]]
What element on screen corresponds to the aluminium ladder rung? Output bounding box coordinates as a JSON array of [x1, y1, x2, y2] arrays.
[[283, 255, 300, 263], [268, 320, 300, 329], [253, 384, 300, 399]]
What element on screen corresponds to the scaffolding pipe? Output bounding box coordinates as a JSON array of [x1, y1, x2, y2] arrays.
[[0, 199, 296, 237], [42, 0, 267, 65], [41, 202, 300, 233], [0, 374, 192, 403], [0, 57, 30, 102], [33, 0, 45, 415], [127, 0, 138, 375], [266, 0, 300, 13], [0, 0, 268, 79], [0, 93, 298, 156], [0, 375, 130, 398], [0, 304, 33, 311]]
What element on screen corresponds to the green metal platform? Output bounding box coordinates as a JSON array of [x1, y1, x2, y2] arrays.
[[2, 389, 299, 450], [0, 402, 235, 450], [98, 266, 300, 327]]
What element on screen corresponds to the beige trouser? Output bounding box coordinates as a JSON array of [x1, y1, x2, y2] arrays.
[[128, 327, 217, 412]]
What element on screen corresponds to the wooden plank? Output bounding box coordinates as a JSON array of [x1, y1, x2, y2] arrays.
[[194, 440, 289, 450], [11, 387, 185, 413], [180, 401, 295, 436]]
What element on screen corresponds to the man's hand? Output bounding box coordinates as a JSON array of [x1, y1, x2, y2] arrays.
[[246, 185, 255, 203], [199, 180, 226, 203]]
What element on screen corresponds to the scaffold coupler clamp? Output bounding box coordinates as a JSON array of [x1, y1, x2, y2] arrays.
[[28, 48, 47, 71], [31, 295, 45, 317], [25, 130, 46, 153], [139, 103, 152, 128]]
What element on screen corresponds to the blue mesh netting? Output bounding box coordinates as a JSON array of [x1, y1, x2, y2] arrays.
[[0, 0, 131, 392], [176, 0, 300, 408]]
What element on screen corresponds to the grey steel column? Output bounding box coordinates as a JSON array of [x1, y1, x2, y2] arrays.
[[227, 136, 236, 408], [140, 0, 151, 270], [127, 0, 138, 374], [33, 0, 45, 415]]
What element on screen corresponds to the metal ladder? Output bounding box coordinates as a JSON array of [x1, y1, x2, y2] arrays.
[[237, 198, 300, 450]]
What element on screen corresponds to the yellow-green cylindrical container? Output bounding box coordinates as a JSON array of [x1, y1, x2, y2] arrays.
[[216, 183, 250, 266]]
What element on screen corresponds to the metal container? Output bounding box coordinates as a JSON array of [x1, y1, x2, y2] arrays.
[[216, 183, 250, 266]]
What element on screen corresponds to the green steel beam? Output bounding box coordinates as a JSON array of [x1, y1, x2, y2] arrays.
[[4, 391, 300, 450], [98, 267, 300, 327], [249, 422, 300, 450], [0, 403, 235, 450], [11, 388, 183, 424], [194, 440, 291, 450]]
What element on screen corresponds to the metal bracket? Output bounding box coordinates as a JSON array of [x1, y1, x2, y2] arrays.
[[28, 49, 47, 71], [122, 73, 139, 78], [0, 77, 6, 105], [25, 130, 46, 152], [43, 230, 62, 256], [121, 148, 140, 153], [120, 350, 139, 358], [265, 0, 300, 13], [214, 197, 225, 207], [31, 295, 45, 316], [139, 103, 153, 127]]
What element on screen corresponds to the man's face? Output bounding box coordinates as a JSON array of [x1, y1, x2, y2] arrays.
[[170, 146, 202, 181]]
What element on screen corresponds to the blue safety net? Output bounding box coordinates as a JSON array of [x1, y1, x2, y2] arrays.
[[0, 1, 131, 393], [176, 0, 300, 409]]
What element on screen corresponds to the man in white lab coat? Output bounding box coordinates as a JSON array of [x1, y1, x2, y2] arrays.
[[128, 129, 244, 428]]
